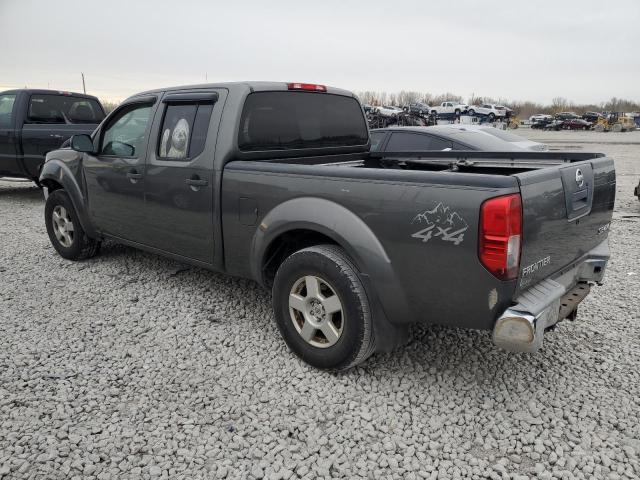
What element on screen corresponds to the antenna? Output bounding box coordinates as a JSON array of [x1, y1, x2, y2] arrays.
[[81, 73, 86, 94]]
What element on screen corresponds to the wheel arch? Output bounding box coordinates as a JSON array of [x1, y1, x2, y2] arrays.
[[252, 197, 413, 325], [40, 159, 98, 238]]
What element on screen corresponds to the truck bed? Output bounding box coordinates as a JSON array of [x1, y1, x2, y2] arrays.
[[223, 149, 615, 330]]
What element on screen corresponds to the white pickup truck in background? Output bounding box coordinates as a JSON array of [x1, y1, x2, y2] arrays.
[[430, 101, 469, 115]]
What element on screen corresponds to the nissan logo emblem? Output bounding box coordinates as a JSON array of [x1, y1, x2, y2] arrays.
[[575, 168, 584, 188]]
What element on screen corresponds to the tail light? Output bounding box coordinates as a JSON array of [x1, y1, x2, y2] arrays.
[[287, 83, 327, 92], [479, 194, 522, 280]]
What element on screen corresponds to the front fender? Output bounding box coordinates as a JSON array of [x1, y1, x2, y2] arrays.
[[39, 156, 97, 239], [252, 197, 412, 324]]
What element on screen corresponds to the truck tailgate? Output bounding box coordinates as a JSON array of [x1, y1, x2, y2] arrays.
[[514, 156, 615, 293]]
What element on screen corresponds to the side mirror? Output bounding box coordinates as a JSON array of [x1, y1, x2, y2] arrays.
[[70, 134, 95, 153]]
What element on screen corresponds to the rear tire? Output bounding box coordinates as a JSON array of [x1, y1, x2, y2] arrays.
[[272, 245, 375, 370], [468, 109, 475, 116], [45, 189, 100, 260]]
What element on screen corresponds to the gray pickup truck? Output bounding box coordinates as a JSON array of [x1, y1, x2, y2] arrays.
[[39, 82, 615, 369]]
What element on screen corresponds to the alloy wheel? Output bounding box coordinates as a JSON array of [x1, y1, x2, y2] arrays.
[[52, 205, 74, 248], [288, 275, 344, 348]]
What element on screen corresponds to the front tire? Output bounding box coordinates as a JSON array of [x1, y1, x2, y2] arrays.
[[272, 245, 375, 370], [45, 189, 100, 260], [468, 109, 475, 116]]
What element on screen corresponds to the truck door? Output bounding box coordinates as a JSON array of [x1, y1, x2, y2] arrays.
[[83, 96, 157, 241], [141, 90, 225, 264], [0, 93, 19, 177]]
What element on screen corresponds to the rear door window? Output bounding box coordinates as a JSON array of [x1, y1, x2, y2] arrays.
[[0, 94, 16, 128], [238, 92, 368, 151], [158, 102, 214, 160], [27, 94, 105, 124]]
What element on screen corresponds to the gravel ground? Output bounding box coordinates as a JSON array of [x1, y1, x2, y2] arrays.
[[1, 130, 639, 480]]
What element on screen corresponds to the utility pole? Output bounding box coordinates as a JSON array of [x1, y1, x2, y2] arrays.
[[81, 73, 86, 94]]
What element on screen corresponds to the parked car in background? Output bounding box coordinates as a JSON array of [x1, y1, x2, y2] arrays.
[[542, 119, 565, 131], [430, 101, 468, 116], [529, 114, 553, 123], [39, 81, 614, 368], [0, 89, 105, 185], [362, 104, 373, 114], [582, 111, 603, 124], [467, 104, 506, 119], [373, 105, 404, 117], [371, 125, 548, 152], [404, 102, 431, 116], [555, 112, 580, 121], [563, 118, 592, 130]]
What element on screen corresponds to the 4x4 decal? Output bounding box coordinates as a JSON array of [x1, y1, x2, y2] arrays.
[[411, 203, 468, 246]]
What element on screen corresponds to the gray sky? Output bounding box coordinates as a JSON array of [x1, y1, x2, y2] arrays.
[[1, 0, 638, 104]]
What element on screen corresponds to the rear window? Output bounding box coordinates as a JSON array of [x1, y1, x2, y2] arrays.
[[238, 92, 368, 152], [479, 127, 524, 142], [386, 132, 452, 151], [27, 94, 105, 124]]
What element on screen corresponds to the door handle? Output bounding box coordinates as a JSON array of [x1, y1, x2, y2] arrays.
[[126, 170, 143, 183], [49, 134, 63, 139], [186, 177, 208, 187]]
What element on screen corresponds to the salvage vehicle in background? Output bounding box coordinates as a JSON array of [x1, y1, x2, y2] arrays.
[[467, 104, 506, 119], [543, 119, 566, 131], [555, 112, 580, 121], [371, 125, 548, 152], [39, 81, 615, 369], [529, 114, 553, 123], [0, 89, 105, 185], [582, 111, 603, 124], [562, 118, 592, 130], [403, 102, 431, 116], [372, 105, 403, 117], [430, 101, 468, 116]]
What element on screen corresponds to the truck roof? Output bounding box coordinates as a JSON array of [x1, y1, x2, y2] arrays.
[[0, 88, 101, 100], [129, 81, 356, 101]]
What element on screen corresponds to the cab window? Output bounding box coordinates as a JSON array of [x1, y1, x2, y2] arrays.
[[157, 102, 213, 160]]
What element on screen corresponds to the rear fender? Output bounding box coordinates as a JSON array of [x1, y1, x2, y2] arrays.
[[252, 197, 413, 326], [39, 158, 98, 239]]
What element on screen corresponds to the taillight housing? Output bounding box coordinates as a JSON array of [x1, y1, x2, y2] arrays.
[[287, 82, 327, 92], [479, 194, 522, 280]]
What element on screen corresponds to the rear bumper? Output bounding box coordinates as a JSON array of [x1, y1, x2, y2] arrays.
[[493, 239, 609, 353]]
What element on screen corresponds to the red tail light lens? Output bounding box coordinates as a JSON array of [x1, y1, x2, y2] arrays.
[[479, 194, 522, 280], [287, 83, 327, 92]]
